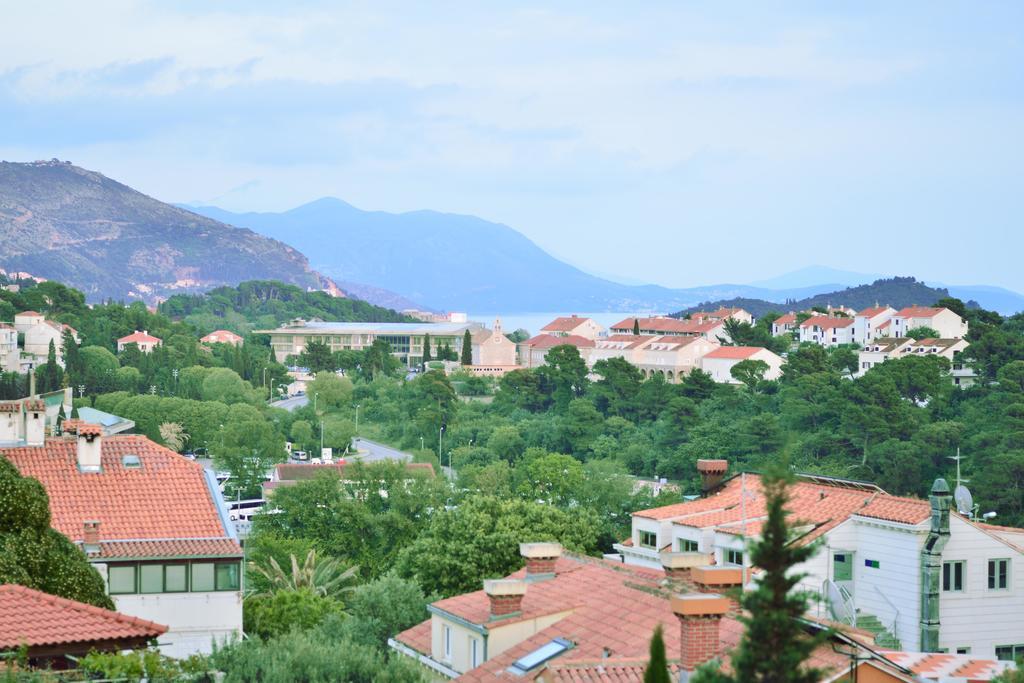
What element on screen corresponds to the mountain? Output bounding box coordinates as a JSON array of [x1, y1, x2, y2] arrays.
[[674, 277, 964, 319], [748, 266, 880, 290], [0, 160, 326, 303], [187, 199, 853, 313]]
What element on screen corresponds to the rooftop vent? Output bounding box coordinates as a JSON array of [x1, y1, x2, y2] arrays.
[[121, 454, 142, 469]]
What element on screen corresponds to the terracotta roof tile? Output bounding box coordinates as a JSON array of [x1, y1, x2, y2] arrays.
[[541, 317, 594, 333], [799, 315, 855, 329], [98, 538, 242, 559], [895, 306, 945, 318], [117, 331, 161, 344], [881, 651, 1013, 680], [2, 435, 234, 547], [857, 307, 891, 318], [524, 334, 596, 350], [0, 584, 166, 649], [702, 346, 765, 360]]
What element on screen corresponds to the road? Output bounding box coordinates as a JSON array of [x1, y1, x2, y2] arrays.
[[269, 394, 309, 411], [349, 437, 413, 464]]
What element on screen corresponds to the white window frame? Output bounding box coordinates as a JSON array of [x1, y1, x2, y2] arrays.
[[443, 624, 452, 661], [988, 558, 1010, 591]]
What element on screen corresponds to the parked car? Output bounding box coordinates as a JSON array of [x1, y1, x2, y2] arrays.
[[293, 450, 308, 461]]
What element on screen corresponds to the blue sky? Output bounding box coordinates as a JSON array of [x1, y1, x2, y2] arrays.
[[1, 2, 1022, 290]]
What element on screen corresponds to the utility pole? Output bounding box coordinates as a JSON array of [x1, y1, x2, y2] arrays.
[[320, 419, 324, 455], [355, 404, 360, 434]]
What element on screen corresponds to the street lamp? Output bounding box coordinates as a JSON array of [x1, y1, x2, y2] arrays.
[[320, 419, 324, 456], [355, 404, 361, 434], [438, 425, 444, 459], [313, 392, 319, 414], [262, 367, 268, 388], [172, 368, 178, 395], [77, 384, 85, 399]]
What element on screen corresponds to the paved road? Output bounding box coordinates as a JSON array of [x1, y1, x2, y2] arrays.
[[350, 437, 413, 464], [269, 394, 309, 411]]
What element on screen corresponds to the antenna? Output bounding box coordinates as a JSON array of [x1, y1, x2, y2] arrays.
[[948, 448, 974, 517]]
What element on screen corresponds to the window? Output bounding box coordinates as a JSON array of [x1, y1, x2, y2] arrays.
[[678, 539, 699, 552], [165, 564, 188, 592], [191, 563, 216, 592], [638, 531, 657, 549], [216, 562, 241, 591], [725, 549, 743, 566], [943, 560, 965, 592], [470, 637, 480, 668], [108, 565, 137, 594], [443, 625, 452, 660], [996, 645, 1024, 662], [989, 559, 1010, 590], [140, 564, 164, 593], [956, 647, 971, 654]]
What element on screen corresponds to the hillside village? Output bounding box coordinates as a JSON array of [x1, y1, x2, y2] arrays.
[[2, 274, 1023, 681]]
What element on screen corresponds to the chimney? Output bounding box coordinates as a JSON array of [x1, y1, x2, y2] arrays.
[[691, 566, 744, 593], [696, 460, 728, 493], [83, 520, 101, 557], [76, 423, 103, 472], [24, 398, 45, 447], [672, 593, 729, 676], [483, 579, 527, 619], [520, 542, 562, 580], [920, 478, 951, 651]]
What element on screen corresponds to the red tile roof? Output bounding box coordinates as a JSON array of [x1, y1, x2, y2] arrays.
[[200, 330, 243, 343], [702, 346, 765, 360], [0, 584, 166, 649], [15, 311, 42, 317], [895, 306, 945, 318], [857, 306, 891, 318], [117, 331, 161, 344], [610, 318, 689, 333], [635, 473, 930, 537], [543, 658, 682, 682], [881, 651, 1013, 681], [541, 317, 593, 333], [800, 315, 854, 329], [98, 538, 243, 559], [2, 435, 239, 559], [524, 334, 596, 350], [773, 313, 797, 325]]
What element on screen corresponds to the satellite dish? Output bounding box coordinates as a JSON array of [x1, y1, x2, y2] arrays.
[[954, 485, 974, 516], [824, 580, 855, 626]]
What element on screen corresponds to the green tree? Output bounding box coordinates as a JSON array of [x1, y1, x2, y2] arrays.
[[396, 495, 601, 597], [421, 333, 432, 365], [633, 318, 641, 335], [37, 340, 64, 392], [202, 367, 253, 405], [290, 420, 314, 451], [461, 329, 473, 366], [730, 359, 769, 390], [644, 624, 671, 683], [243, 587, 346, 639], [341, 574, 429, 648], [0, 457, 113, 609], [308, 372, 354, 412], [516, 452, 586, 506], [297, 340, 336, 373], [62, 327, 83, 380], [158, 422, 189, 452], [692, 468, 824, 683], [487, 425, 525, 462], [906, 326, 941, 340], [248, 549, 359, 599], [215, 420, 286, 498], [80, 345, 120, 394], [541, 345, 589, 412]]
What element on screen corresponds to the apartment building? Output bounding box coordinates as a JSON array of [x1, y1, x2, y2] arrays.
[[799, 315, 855, 347], [3, 312, 79, 370], [586, 334, 721, 384], [771, 312, 799, 336], [889, 307, 969, 340], [609, 316, 727, 342], [691, 307, 755, 326], [616, 461, 1024, 660], [517, 334, 595, 369], [538, 315, 603, 340], [1, 412, 243, 657], [853, 306, 897, 345], [857, 338, 971, 378], [699, 346, 784, 383]]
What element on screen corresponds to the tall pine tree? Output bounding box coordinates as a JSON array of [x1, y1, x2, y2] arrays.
[[693, 468, 824, 683], [460, 330, 473, 366], [644, 624, 671, 683], [422, 333, 432, 366], [633, 318, 641, 335]]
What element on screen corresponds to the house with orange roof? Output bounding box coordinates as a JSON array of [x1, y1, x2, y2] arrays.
[[587, 334, 722, 384], [690, 307, 754, 326], [1, 416, 243, 657], [12, 310, 45, 333], [699, 346, 783, 383], [856, 337, 972, 383], [200, 329, 244, 346], [853, 305, 897, 345], [539, 315, 603, 340], [889, 307, 968, 340], [615, 460, 1024, 660], [518, 334, 597, 369], [771, 311, 800, 336], [0, 583, 167, 669], [799, 315, 855, 347], [117, 330, 162, 354], [389, 541, 1015, 681]]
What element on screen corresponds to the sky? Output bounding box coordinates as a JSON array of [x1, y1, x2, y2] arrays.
[[1, 2, 1022, 290]]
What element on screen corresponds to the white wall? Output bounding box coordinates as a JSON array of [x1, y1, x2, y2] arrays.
[[112, 591, 243, 658], [938, 516, 1024, 658]]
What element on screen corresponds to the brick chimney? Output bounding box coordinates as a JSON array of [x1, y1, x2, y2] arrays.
[[520, 542, 562, 580], [672, 593, 729, 675], [696, 459, 728, 493], [483, 579, 527, 619], [76, 423, 103, 472], [83, 520, 101, 557]]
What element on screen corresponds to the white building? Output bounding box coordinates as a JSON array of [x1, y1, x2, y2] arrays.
[[889, 307, 968, 340], [771, 312, 799, 337], [3, 414, 243, 658], [117, 330, 162, 354], [699, 346, 783, 383], [538, 315, 604, 340], [615, 461, 1024, 660], [853, 306, 897, 345], [799, 315, 855, 347]]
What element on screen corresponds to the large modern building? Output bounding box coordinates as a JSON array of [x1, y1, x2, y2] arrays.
[[257, 319, 483, 365]]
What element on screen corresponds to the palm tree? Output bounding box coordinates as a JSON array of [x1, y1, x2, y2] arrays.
[[248, 549, 359, 599]]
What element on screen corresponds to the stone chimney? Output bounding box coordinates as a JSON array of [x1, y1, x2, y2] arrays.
[[672, 593, 729, 675], [696, 459, 728, 493], [520, 542, 562, 580], [0, 402, 19, 442], [24, 398, 45, 447], [483, 579, 527, 619], [76, 423, 103, 472], [83, 520, 101, 557], [691, 566, 744, 593]]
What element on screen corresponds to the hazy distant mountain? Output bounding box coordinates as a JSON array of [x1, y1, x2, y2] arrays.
[[748, 265, 880, 290], [675, 277, 966, 319], [0, 160, 325, 303], [187, 199, 843, 313]]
